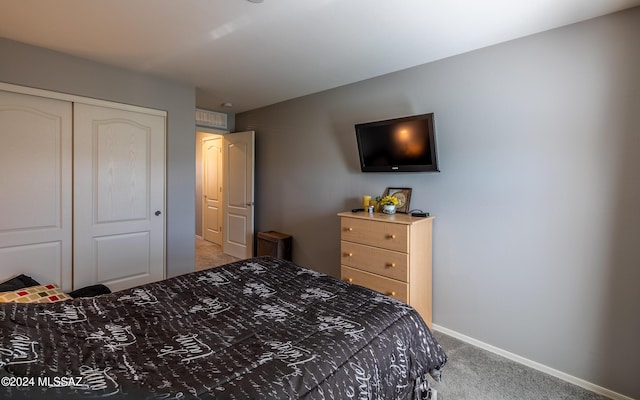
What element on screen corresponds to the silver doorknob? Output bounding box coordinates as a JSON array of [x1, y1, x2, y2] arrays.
[[155, 211, 161, 216]]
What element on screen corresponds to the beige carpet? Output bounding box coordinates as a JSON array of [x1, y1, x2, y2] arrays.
[[431, 331, 611, 400], [195, 238, 240, 271]]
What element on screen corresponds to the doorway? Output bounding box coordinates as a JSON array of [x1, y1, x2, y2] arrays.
[[196, 129, 225, 269], [195, 128, 256, 268]]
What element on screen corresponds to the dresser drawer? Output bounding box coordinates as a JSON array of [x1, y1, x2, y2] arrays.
[[341, 265, 408, 302], [340, 241, 409, 282], [340, 217, 409, 252]]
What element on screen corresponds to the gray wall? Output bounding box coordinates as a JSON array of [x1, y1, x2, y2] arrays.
[[237, 8, 640, 399], [0, 38, 196, 279]]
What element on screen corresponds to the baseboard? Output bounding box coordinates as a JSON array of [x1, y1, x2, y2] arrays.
[[432, 324, 633, 400]]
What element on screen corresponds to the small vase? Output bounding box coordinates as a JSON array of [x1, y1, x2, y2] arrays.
[[382, 204, 396, 214]]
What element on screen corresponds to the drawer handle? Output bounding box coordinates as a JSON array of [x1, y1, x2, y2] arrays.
[[344, 278, 354, 283], [386, 234, 396, 239], [386, 291, 396, 297], [346, 227, 353, 232], [385, 262, 396, 268], [344, 252, 353, 257]]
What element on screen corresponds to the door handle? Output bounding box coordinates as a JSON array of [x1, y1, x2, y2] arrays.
[[155, 210, 162, 216], [245, 202, 255, 207]]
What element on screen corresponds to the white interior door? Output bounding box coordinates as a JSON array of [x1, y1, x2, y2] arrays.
[[73, 103, 166, 292], [203, 136, 223, 245], [0, 91, 72, 290], [223, 131, 255, 259]]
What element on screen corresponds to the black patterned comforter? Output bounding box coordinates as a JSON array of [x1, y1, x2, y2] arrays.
[[0, 257, 447, 399]]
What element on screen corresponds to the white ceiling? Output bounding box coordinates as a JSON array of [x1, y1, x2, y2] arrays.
[[1, 0, 639, 113]]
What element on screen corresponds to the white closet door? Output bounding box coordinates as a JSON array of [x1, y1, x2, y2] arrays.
[[73, 103, 165, 292], [0, 91, 72, 290]]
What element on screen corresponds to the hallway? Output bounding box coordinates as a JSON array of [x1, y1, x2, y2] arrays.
[[195, 238, 240, 271]]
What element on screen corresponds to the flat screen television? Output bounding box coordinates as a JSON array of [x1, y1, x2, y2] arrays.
[[355, 113, 439, 172]]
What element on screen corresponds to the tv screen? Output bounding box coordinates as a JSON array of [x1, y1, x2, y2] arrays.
[[355, 113, 439, 172]]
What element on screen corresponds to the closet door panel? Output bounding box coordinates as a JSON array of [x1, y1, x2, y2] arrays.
[[94, 232, 150, 282], [95, 121, 149, 223], [0, 90, 72, 290], [74, 103, 165, 292], [0, 243, 63, 287]]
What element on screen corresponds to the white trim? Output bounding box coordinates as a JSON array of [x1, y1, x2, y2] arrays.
[[196, 126, 229, 135], [432, 324, 634, 400], [0, 82, 167, 117]]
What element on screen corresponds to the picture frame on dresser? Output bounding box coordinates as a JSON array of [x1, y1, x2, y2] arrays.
[[383, 187, 412, 213]]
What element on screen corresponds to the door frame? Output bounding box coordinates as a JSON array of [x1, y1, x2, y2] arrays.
[[0, 83, 166, 117]]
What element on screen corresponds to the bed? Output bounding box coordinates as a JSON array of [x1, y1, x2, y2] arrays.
[[0, 256, 447, 399]]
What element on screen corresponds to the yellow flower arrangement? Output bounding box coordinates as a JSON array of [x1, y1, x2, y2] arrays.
[[376, 195, 399, 206]]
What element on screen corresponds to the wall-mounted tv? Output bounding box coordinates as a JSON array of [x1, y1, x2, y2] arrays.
[[355, 113, 439, 172]]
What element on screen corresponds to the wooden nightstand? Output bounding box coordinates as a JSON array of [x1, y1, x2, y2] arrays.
[[338, 211, 434, 327]]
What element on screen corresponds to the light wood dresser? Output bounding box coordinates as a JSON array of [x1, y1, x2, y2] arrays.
[[338, 211, 434, 327]]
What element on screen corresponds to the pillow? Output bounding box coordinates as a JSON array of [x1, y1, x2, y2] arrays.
[[0, 284, 71, 303], [68, 284, 111, 298], [0, 274, 41, 292]]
